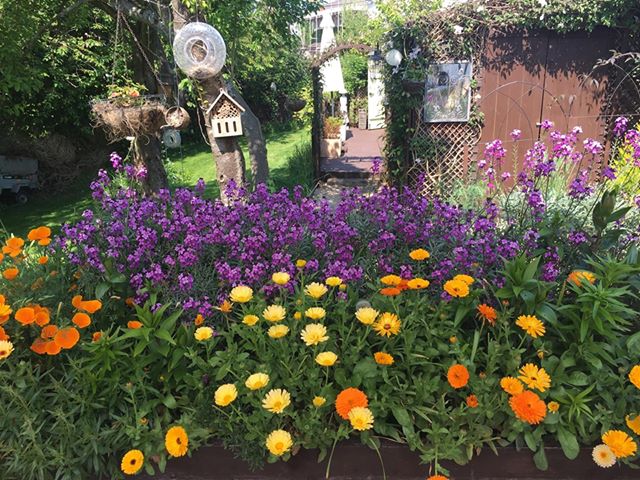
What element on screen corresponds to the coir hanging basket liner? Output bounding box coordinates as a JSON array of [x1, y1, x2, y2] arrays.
[[91, 96, 167, 142]]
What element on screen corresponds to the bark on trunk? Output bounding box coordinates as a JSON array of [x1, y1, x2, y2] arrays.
[[133, 135, 169, 193]]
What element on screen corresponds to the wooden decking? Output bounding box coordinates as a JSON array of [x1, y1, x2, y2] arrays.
[[320, 128, 384, 175]]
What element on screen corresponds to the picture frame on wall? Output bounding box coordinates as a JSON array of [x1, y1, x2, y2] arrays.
[[423, 61, 472, 123]]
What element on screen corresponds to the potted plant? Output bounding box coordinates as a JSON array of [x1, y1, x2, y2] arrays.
[[320, 116, 343, 158]]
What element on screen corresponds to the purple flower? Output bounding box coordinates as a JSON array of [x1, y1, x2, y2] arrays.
[[510, 129, 522, 141], [110, 152, 123, 170], [538, 119, 554, 131], [614, 116, 628, 137], [583, 138, 603, 155]]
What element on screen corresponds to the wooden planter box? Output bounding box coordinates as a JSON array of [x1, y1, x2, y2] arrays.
[[321, 138, 342, 158], [143, 441, 637, 479]]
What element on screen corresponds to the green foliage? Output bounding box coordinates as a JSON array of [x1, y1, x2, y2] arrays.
[[341, 52, 368, 97]]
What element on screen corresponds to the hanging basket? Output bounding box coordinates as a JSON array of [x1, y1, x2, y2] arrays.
[[285, 97, 307, 112], [165, 106, 191, 130], [91, 95, 167, 142]]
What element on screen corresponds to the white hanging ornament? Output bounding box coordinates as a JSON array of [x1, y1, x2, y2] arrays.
[[172, 22, 226, 79], [385, 49, 403, 67]]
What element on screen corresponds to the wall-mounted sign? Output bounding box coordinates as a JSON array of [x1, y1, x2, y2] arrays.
[[423, 61, 472, 123]]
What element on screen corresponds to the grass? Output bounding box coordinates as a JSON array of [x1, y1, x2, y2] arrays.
[[0, 124, 312, 236]]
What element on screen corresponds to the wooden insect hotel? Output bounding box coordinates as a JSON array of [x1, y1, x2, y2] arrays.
[[205, 91, 245, 138]]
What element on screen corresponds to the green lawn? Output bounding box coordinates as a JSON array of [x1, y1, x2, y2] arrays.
[[0, 125, 312, 236]]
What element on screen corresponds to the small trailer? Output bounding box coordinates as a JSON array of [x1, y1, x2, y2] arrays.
[[0, 155, 39, 204]]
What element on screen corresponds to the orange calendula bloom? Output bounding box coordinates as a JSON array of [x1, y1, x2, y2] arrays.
[[477, 304, 497, 325], [38, 256, 49, 265], [194, 314, 204, 326], [628, 365, 640, 389], [443, 279, 469, 298], [380, 274, 402, 286], [92, 331, 103, 342], [45, 340, 62, 355], [407, 278, 430, 289], [54, 327, 80, 349], [165, 426, 189, 457], [626, 414, 640, 435], [30, 338, 47, 354], [335, 387, 368, 420], [409, 248, 430, 261], [500, 376, 524, 395], [0, 325, 9, 341], [27, 226, 52, 246], [71, 295, 102, 314], [125, 297, 135, 307], [0, 297, 13, 324], [568, 270, 596, 287], [33, 305, 50, 326], [379, 287, 401, 296], [447, 364, 470, 389], [602, 430, 637, 458], [215, 300, 232, 313], [453, 274, 475, 285], [509, 390, 547, 424], [41, 324, 59, 339], [374, 352, 394, 365], [515, 315, 545, 338], [2, 268, 19, 280], [518, 363, 551, 392], [72, 312, 91, 328], [373, 312, 401, 337], [128, 320, 143, 329], [15, 307, 36, 325], [2, 237, 24, 257], [466, 394, 479, 408], [426, 475, 449, 480]]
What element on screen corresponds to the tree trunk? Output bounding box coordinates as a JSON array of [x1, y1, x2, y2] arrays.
[[133, 135, 168, 193]]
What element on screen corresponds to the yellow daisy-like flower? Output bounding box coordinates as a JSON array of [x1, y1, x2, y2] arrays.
[[294, 311, 302, 320], [312, 396, 326, 407], [194, 326, 214, 341], [374, 352, 394, 365], [453, 274, 474, 285], [265, 429, 293, 456], [305, 282, 328, 299], [380, 274, 402, 286], [268, 324, 289, 339], [262, 388, 291, 414], [121, 449, 144, 475], [443, 279, 469, 298], [263, 305, 286, 322], [229, 285, 253, 303], [548, 401, 560, 413], [568, 270, 596, 287], [409, 248, 430, 261], [348, 406, 374, 431], [602, 430, 637, 458], [315, 351, 338, 366], [305, 307, 326, 320], [325, 276, 343, 287], [515, 315, 545, 338], [245, 373, 270, 390], [373, 312, 401, 337], [300, 323, 329, 346], [296, 259, 307, 269], [518, 363, 551, 392], [214, 383, 238, 407], [243, 314, 259, 326], [165, 426, 188, 457], [626, 414, 640, 435], [355, 307, 379, 325], [272, 272, 291, 285], [629, 365, 640, 389], [0, 340, 14, 360], [407, 278, 430, 289], [500, 376, 524, 395], [592, 444, 617, 468]]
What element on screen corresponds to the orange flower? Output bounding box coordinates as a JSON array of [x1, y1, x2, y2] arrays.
[[0, 252, 3, 263], [0, 325, 9, 341], [128, 320, 143, 329], [443, 279, 469, 298], [215, 300, 232, 313], [92, 331, 103, 342], [33, 305, 50, 326], [30, 338, 47, 354], [500, 376, 524, 395], [41, 324, 59, 339], [3, 268, 19, 280], [72, 312, 91, 328], [509, 390, 547, 424], [335, 388, 368, 420], [45, 340, 62, 355], [380, 274, 402, 286], [71, 295, 102, 314], [27, 226, 51, 246], [194, 314, 204, 326], [447, 364, 469, 389], [426, 476, 448, 480], [477, 304, 497, 325], [0, 297, 12, 324], [54, 327, 80, 349], [568, 270, 596, 287], [38, 256, 49, 265], [15, 307, 36, 325], [374, 352, 394, 365], [2, 237, 24, 257], [380, 287, 401, 296], [125, 297, 135, 307], [466, 394, 479, 408]]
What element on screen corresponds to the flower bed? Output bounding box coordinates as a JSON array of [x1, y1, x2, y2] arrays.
[[0, 120, 639, 480]]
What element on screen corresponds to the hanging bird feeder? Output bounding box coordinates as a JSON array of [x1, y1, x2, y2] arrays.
[[172, 22, 226, 80], [205, 91, 245, 138], [165, 106, 191, 130], [162, 128, 182, 149]]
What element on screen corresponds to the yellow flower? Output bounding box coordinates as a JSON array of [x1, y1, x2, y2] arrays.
[[229, 285, 253, 303], [243, 314, 259, 326], [325, 276, 342, 287], [0, 340, 13, 360], [300, 323, 329, 346], [296, 259, 307, 269], [265, 430, 293, 456], [262, 388, 291, 414], [518, 363, 551, 392], [548, 401, 560, 413], [500, 376, 524, 395], [214, 383, 238, 407], [121, 449, 144, 475], [263, 305, 286, 322], [315, 351, 338, 366], [592, 444, 617, 468], [194, 326, 214, 341], [602, 430, 637, 458], [409, 248, 430, 261], [339, 284, 347, 291], [444, 279, 469, 298], [305, 282, 328, 299], [165, 426, 188, 457], [373, 312, 401, 337], [305, 307, 326, 320], [515, 315, 545, 338], [629, 365, 640, 389], [449, 336, 457, 343], [312, 396, 326, 407], [626, 414, 640, 435], [272, 272, 291, 285], [245, 373, 270, 390], [407, 278, 430, 289], [268, 325, 289, 339], [453, 274, 474, 285], [380, 274, 402, 286], [374, 352, 394, 365], [355, 307, 379, 325], [568, 270, 596, 287], [348, 406, 374, 431], [294, 311, 302, 320]]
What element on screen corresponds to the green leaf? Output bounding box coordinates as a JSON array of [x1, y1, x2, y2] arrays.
[[95, 282, 109, 300], [533, 445, 548, 471], [524, 431, 537, 452], [162, 394, 177, 409], [392, 407, 412, 428], [557, 428, 579, 460], [155, 329, 176, 345]]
